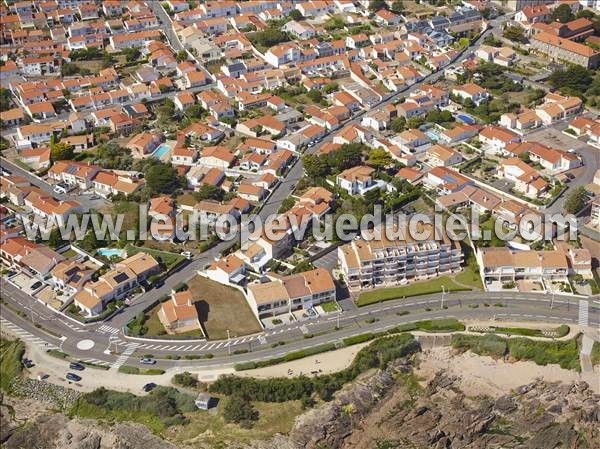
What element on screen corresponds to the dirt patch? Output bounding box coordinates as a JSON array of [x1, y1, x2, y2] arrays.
[[187, 276, 262, 340]]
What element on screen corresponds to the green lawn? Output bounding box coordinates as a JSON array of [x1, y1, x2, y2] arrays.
[[320, 301, 339, 313], [455, 267, 483, 289], [125, 245, 184, 272], [0, 338, 24, 392], [591, 342, 600, 366], [357, 276, 470, 306]]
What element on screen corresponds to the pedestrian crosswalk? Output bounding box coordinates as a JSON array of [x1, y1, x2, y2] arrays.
[[112, 343, 139, 369], [97, 324, 120, 335], [0, 318, 59, 350], [130, 334, 265, 352], [578, 300, 589, 327], [81, 358, 111, 367]]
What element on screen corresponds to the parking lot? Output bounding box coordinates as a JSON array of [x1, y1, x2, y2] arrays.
[[9, 273, 43, 295]]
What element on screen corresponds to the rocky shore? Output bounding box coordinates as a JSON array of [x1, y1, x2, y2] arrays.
[[2, 354, 599, 449]]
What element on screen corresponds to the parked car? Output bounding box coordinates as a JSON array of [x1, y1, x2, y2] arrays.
[[153, 279, 165, 289], [69, 362, 85, 371], [65, 372, 81, 382], [139, 358, 156, 365], [31, 281, 43, 290], [142, 382, 157, 392], [181, 251, 192, 260], [53, 185, 67, 195], [23, 358, 34, 368]]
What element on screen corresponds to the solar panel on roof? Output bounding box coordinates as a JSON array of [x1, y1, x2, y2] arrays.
[[113, 272, 129, 283]]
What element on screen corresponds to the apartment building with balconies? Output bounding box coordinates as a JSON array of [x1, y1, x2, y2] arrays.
[[338, 224, 463, 291]]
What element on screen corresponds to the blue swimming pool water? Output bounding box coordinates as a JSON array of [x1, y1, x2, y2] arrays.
[[456, 113, 476, 125], [97, 248, 124, 258], [152, 143, 170, 158], [425, 130, 439, 141]]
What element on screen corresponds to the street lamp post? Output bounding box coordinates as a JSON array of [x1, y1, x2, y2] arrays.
[[227, 329, 231, 355], [441, 285, 446, 309]]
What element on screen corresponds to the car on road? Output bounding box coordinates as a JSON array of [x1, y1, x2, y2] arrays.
[[31, 281, 43, 290], [290, 184, 295, 190], [140, 357, 156, 365], [66, 372, 81, 382], [143, 382, 157, 392], [69, 362, 85, 371], [153, 279, 165, 289], [181, 251, 192, 260]]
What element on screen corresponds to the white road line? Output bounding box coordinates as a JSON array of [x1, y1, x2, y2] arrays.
[[579, 300, 589, 327]]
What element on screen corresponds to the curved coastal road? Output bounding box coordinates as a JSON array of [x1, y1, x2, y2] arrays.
[[1, 276, 597, 370]]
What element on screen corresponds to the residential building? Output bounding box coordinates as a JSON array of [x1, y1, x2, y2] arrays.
[[338, 224, 463, 291], [73, 252, 160, 316], [477, 247, 569, 285], [246, 268, 336, 319], [530, 31, 600, 69], [158, 290, 201, 334]]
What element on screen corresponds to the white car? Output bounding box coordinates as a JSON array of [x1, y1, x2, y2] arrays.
[[181, 251, 192, 260], [53, 185, 67, 195]]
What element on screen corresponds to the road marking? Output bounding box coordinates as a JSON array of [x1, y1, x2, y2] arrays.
[[0, 318, 59, 350], [97, 324, 120, 335], [181, 345, 193, 351], [579, 300, 589, 327], [206, 343, 216, 350], [112, 344, 139, 369]]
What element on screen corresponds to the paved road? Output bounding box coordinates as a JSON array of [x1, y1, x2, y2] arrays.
[[2, 276, 598, 370], [0, 158, 109, 212]]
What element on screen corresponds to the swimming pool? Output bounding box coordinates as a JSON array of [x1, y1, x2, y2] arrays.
[[456, 113, 476, 125], [96, 248, 125, 258], [152, 143, 170, 158], [425, 130, 439, 142]]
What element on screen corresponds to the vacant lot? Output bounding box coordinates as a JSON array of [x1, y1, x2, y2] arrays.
[[187, 276, 262, 340], [125, 245, 185, 272], [357, 276, 470, 306]]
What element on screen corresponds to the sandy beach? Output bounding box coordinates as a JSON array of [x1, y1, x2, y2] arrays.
[[417, 346, 600, 396]]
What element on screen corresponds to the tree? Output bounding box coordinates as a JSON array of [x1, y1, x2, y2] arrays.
[[327, 143, 364, 172], [288, 9, 304, 21], [61, 62, 79, 76], [144, 161, 181, 194], [223, 394, 259, 428], [563, 186, 587, 214], [51, 142, 74, 161], [176, 50, 187, 62], [548, 66, 593, 98], [391, 1, 404, 13], [302, 153, 329, 179], [47, 227, 67, 248], [390, 116, 406, 133], [278, 197, 296, 213], [307, 89, 322, 103], [502, 26, 526, 43], [549, 4, 574, 24], [292, 260, 315, 274], [122, 47, 141, 62], [96, 141, 133, 170], [0, 88, 12, 111], [369, 0, 387, 11], [367, 148, 392, 171], [322, 82, 338, 94], [194, 184, 224, 202]]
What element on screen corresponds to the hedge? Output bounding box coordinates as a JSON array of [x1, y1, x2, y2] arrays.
[[451, 334, 581, 371], [118, 365, 166, 375], [216, 333, 419, 402]]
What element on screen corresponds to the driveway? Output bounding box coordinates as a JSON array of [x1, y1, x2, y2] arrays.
[[524, 127, 599, 214]]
